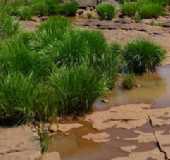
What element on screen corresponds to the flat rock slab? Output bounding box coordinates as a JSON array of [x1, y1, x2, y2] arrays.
[[41, 152, 61, 160], [0, 126, 41, 160]]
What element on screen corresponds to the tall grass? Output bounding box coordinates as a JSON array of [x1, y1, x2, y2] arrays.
[[96, 3, 115, 20], [0, 12, 19, 39], [121, 0, 166, 19], [59, 1, 79, 16], [123, 39, 165, 74], [33, 16, 71, 51], [0, 73, 36, 123], [50, 65, 105, 115], [138, 1, 164, 18], [0, 34, 53, 80]]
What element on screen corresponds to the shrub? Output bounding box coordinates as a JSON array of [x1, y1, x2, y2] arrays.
[[50, 65, 105, 115], [123, 39, 165, 74], [138, 1, 164, 18], [122, 2, 137, 17], [96, 3, 115, 20], [122, 74, 135, 89], [0, 12, 19, 39], [60, 1, 79, 16], [0, 73, 37, 123]]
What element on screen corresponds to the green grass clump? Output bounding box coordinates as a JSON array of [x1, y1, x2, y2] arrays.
[[0, 16, 119, 122], [0, 34, 52, 80], [81, 31, 118, 88], [0, 73, 37, 123], [16, 6, 33, 20], [60, 1, 79, 16], [138, 1, 164, 19], [34, 16, 71, 50], [0, 12, 19, 39], [123, 39, 165, 74], [50, 65, 105, 115], [96, 3, 115, 20], [31, 0, 61, 16], [122, 2, 137, 17], [121, 0, 165, 19]]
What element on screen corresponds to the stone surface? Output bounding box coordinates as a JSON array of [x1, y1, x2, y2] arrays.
[[49, 123, 58, 132], [41, 152, 61, 160], [112, 148, 165, 160], [58, 123, 83, 133], [0, 126, 41, 160], [82, 132, 110, 143], [73, 18, 170, 65]]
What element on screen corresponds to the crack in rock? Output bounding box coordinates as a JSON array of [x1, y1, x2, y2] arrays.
[[147, 114, 170, 160]]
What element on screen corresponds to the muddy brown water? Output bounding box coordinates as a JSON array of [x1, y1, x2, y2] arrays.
[[94, 65, 170, 110], [48, 65, 170, 160]]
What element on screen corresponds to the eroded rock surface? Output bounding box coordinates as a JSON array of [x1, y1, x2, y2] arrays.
[[0, 126, 41, 160], [41, 152, 61, 160], [84, 104, 170, 160], [73, 18, 170, 65]]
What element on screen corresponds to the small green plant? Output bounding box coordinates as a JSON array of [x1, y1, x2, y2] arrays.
[[138, 1, 164, 18], [122, 74, 135, 89], [38, 127, 50, 153], [96, 3, 115, 20], [0, 73, 37, 123], [122, 2, 137, 17], [50, 65, 105, 115], [60, 1, 79, 16], [123, 39, 165, 74], [0, 12, 19, 39]]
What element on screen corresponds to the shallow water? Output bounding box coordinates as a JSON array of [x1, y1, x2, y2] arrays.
[[48, 65, 170, 160], [94, 65, 170, 110]]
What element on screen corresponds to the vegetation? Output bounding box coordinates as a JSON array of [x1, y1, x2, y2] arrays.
[[50, 65, 105, 115], [138, 1, 164, 19], [0, 16, 120, 123], [0, 0, 167, 124], [16, 6, 33, 20], [0, 12, 19, 39], [96, 3, 115, 20], [123, 39, 165, 74], [121, 0, 166, 19], [122, 2, 137, 17], [122, 74, 135, 89], [0, 73, 36, 123], [31, 0, 61, 16], [59, 1, 79, 16]]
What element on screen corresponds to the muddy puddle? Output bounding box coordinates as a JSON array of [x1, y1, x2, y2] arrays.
[[47, 65, 170, 160]]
